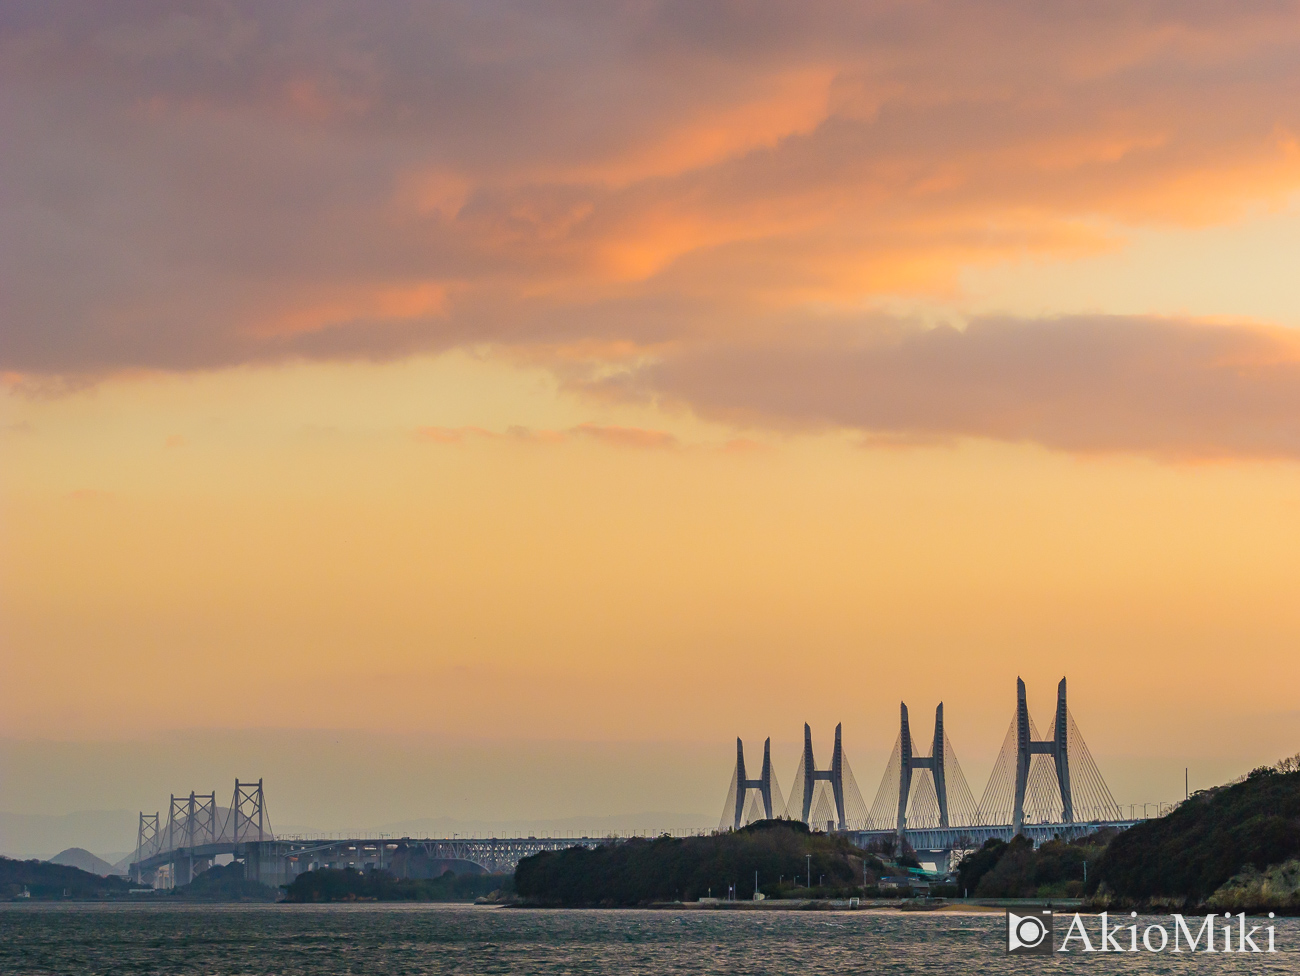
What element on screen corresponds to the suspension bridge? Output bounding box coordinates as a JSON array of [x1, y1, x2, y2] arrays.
[[131, 675, 1153, 887], [128, 780, 606, 888]]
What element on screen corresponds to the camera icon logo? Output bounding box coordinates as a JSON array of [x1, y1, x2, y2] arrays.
[[1006, 909, 1053, 954]]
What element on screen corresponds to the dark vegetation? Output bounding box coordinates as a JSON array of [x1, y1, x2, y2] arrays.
[[952, 760, 1300, 910], [956, 833, 1112, 899], [282, 867, 512, 903], [514, 820, 887, 906], [1094, 764, 1300, 907], [172, 862, 278, 902], [0, 856, 142, 899]]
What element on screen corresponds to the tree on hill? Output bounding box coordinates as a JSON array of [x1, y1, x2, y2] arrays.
[[0, 856, 139, 899], [956, 834, 1109, 898], [1095, 766, 1300, 904], [172, 862, 278, 902], [282, 867, 510, 903], [515, 820, 875, 906]]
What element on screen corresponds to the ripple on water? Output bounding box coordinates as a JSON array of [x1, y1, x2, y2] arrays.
[[0, 904, 1297, 975]]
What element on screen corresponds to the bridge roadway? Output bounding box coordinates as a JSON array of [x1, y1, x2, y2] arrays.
[[133, 820, 1140, 886], [131, 836, 609, 887], [852, 820, 1140, 872]]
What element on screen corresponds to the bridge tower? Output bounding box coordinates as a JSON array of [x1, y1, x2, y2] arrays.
[[132, 812, 159, 884], [797, 723, 847, 831], [730, 739, 777, 830], [166, 790, 218, 886], [896, 703, 949, 836], [230, 779, 267, 842], [1013, 677, 1073, 832]]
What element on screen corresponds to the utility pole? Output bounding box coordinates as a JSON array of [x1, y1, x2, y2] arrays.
[[1185, 767, 1189, 800], [806, 854, 811, 890]]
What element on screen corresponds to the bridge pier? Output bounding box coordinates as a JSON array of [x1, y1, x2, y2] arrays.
[[913, 849, 950, 874], [244, 841, 293, 888]]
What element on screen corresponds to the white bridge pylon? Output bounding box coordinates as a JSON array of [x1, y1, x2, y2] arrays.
[[978, 676, 1122, 829], [723, 676, 1123, 842], [717, 723, 869, 832], [866, 702, 981, 835]]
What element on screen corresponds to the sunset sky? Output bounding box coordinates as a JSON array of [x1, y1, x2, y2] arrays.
[[4, 2, 1300, 847]]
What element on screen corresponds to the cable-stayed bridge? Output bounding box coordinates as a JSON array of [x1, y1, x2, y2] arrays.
[[130, 675, 1151, 887], [719, 676, 1147, 868]]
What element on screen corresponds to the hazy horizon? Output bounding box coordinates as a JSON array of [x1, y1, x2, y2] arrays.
[[4, 715, 1295, 860]]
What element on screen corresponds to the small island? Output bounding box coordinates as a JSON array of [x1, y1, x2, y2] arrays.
[[514, 819, 933, 906], [281, 867, 511, 903]]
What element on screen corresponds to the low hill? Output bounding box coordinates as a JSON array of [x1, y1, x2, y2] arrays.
[[48, 848, 124, 877], [956, 831, 1114, 899], [172, 862, 279, 902], [1, 856, 140, 899], [514, 820, 881, 906], [1094, 764, 1300, 907], [282, 867, 512, 903]]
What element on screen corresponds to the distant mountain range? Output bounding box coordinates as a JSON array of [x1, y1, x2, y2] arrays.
[[47, 847, 126, 877]]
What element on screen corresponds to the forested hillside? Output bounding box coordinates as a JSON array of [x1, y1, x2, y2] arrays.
[[515, 820, 880, 906]]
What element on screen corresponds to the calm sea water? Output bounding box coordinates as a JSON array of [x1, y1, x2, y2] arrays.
[[0, 904, 1295, 975]]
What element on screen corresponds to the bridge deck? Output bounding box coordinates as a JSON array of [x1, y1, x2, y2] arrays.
[[131, 836, 609, 883], [853, 820, 1139, 851], [133, 820, 1141, 885]]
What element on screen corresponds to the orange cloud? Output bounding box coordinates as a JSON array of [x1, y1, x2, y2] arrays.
[[8, 1, 1300, 465], [563, 67, 836, 187], [245, 283, 447, 340], [719, 437, 769, 455], [570, 423, 679, 450], [507, 426, 566, 444], [613, 315, 1300, 460], [416, 423, 678, 450], [6, 4, 1300, 367]]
